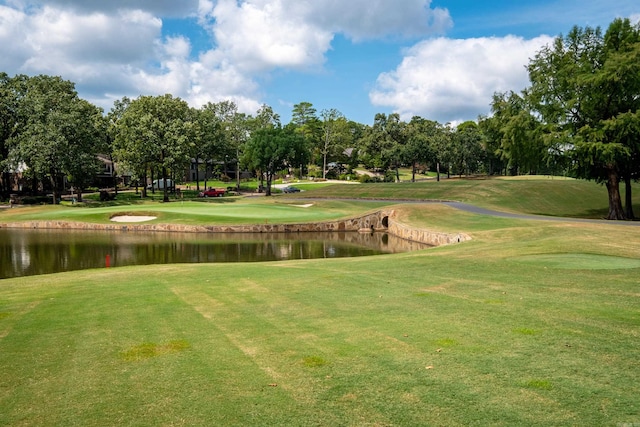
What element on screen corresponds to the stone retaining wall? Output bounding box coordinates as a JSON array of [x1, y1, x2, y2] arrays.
[[0, 209, 470, 247]]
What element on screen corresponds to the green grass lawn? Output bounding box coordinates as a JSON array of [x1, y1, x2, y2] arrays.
[[297, 175, 639, 219], [1, 178, 639, 426], [0, 198, 392, 226]]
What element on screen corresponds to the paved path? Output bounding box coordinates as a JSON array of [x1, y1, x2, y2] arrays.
[[441, 201, 640, 226]]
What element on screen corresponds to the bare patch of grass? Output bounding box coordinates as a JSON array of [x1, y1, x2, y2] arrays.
[[120, 340, 191, 361]]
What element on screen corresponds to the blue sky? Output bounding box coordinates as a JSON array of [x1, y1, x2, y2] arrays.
[[1, 1, 638, 125]]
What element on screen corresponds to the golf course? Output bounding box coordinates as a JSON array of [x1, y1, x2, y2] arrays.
[[1, 177, 639, 426]]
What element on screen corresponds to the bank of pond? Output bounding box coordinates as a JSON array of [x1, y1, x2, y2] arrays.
[[0, 229, 431, 279]]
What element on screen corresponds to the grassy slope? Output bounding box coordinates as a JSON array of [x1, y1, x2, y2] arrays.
[[1, 179, 640, 426], [296, 176, 640, 219]]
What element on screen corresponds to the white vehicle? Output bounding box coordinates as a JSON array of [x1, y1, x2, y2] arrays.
[[146, 179, 175, 190]]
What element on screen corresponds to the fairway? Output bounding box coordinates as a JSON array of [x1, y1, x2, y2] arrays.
[[511, 253, 640, 270], [1, 181, 640, 426]]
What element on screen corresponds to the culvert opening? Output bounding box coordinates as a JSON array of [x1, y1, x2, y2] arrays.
[[381, 216, 389, 228]]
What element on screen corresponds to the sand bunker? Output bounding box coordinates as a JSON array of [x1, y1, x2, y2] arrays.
[[110, 215, 157, 223], [293, 204, 313, 208]]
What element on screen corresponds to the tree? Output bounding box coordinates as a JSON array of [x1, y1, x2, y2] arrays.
[[204, 101, 250, 190], [192, 104, 225, 191], [242, 124, 306, 196], [115, 94, 192, 202], [360, 113, 406, 179], [9, 75, 104, 204], [403, 117, 438, 182], [526, 18, 640, 219], [106, 96, 131, 195], [450, 122, 485, 177], [489, 91, 547, 175], [291, 102, 320, 177], [319, 109, 350, 179], [0, 74, 28, 197]]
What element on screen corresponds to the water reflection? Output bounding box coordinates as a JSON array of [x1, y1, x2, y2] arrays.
[[0, 229, 430, 279]]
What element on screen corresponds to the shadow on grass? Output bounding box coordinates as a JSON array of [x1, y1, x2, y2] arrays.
[[80, 191, 240, 208]]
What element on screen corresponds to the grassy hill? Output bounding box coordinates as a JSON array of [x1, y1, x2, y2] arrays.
[[296, 176, 639, 219]]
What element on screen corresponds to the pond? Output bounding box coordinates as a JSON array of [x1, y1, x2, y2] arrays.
[[0, 228, 430, 279]]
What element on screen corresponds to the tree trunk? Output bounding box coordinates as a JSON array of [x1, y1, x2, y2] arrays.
[[323, 151, 327, 179], [49, 174, 59, 205], [109, 153, 118, 195], [411, 161, 416, 182], [605, 170, 626, 220], [195, 158, 200, 191], [436, 162, 440, 182], [162, 168, 169, 203], [624, 175, 635, 220], [265, 172, 272, 196], [236, 149, 241, 191]]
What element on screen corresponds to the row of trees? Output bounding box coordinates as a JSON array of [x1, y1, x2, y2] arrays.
[[0, 18, 638, 218], [0, 74, 485, 203]]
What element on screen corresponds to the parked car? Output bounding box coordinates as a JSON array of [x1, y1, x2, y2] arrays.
[[282, 186, 301, 193], [199, 188, 226, 197], [147, 179, 175, 190]]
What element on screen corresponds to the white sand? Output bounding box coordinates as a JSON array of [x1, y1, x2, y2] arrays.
[[110, 215, 157, 222]]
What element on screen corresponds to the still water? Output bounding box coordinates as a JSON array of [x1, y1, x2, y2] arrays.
[[0, 228, 430, 279]]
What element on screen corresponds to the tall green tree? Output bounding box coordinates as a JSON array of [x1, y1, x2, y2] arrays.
[[319, 109, 350, 179], [242, 124, 306, 196], [0, 74, 29, 196], [526, 18, 640, 219], [191, 105, 224, 191], [10, 75, 104, 204], [489, 91, 547, 175], [403, 117, 438, 182], [291, 102, 320, 177], [450, 121, 485, 177], [106, 96, 131, 194], [360, 113, 406, 180], [204, 100, 250, 190], [115, 94, 192, 202]]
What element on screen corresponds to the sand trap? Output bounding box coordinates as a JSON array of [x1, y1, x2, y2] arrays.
[[293, 204, 313, 208], [110, 215, 157, 223]]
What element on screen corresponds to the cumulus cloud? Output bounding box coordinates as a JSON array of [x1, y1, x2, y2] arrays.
[[309, 0, 452, 40], [0, 0, 453, 116], [370, 35, 554, 124], [203, 0, 451, 72], [209, 0, 334, 72]]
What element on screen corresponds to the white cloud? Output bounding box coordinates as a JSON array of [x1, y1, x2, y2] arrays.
[[204, 0, 451, 72], [209, 0, 334, 72], [370, 35, 554, 124], [0, 0, 453, 117], [309, 0, 452, 40]]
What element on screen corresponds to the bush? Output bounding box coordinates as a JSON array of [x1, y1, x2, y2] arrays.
[[384, 170, 397, 182], [325, 169, 339, 179], [339, 173, 358, 181]]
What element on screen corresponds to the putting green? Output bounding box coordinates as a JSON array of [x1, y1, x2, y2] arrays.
[[511, 253, 640, 270]]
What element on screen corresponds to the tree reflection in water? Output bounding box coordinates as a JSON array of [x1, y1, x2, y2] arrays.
[[0, 229, 431, 279]]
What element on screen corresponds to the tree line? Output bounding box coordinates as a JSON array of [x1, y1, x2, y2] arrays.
[[0, 18, 638, 218]]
